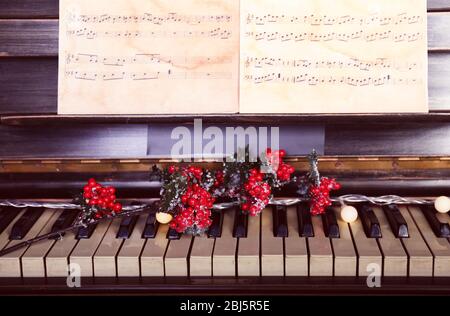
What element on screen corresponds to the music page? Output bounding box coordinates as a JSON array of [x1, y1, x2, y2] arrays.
[[239, 0, 428, 113], [58, 0, 239, 114]]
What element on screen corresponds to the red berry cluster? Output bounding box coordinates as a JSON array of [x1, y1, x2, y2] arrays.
[[168, 165, 178, 174], [170, 183, 215, 233], [214, 170, 224, 187], [266, 148, 295, 181], [168, 165, 205, 182], [165, 166, 215, 233], [241, 168, 271, 216], [83, 178, 122, 218], [309, 177, 341, 215]]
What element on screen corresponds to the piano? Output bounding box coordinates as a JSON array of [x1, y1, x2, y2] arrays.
[[2, 0, 450, 295], [0, 157, 449, 295]]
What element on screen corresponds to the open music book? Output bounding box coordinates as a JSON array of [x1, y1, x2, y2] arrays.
[[58, 0, 428, 114]]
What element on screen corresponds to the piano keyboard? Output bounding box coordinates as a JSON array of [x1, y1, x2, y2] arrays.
[[1, 203, 450, 278]]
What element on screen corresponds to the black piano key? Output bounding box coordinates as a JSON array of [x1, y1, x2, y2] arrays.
[[208, 210, 223, 238], [272, 205, 288, 237], [142, 209, 159, 239], [9, 207, 45, 240], [322, 207, 340, 238], [166, 228, 182, 240], [77, 223, 98, 239], [420, 205, 450, 238], [49, 210, 80, 239], [358, 204, 382, 238], [232, 207, 248, 238], [116, 215, 139, 239], [0, 207, 20, 235], [382, 204, 409, 238], [296, 203, 314, 237]]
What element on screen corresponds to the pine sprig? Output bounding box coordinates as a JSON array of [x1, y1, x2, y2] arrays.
[[308, 149, 321, 186], [159, 169, 188, 215]]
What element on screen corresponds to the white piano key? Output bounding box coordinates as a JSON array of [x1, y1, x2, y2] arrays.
[[0, 209, 25, 251], [260, 207, 284, 276], [46, 229, 79, 277], [116, 214, 147, 277], [141, 224, 169, 277], [374, 207, 408, 276], [284, 206, 308, 276], [237, 212, 260, 276], [212, 209, 237, 276], [397, 206, 433, 276], [21, 210, 63, 277], [308, 215, 333, 276], [189, 234, 215, 276], [164, 234, 193, 277], [70, 220, 111, 277], [330, 207, 357, 276], [0, 209, 54, 277], [348, 211, 382, 276], [408, 206, 450, 276], [93, 218, 123, 277]]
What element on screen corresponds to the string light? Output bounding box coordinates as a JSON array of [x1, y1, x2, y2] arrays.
[[340, 205, 358, 223], [155, 212, 173, 224], [0, 194, 437, 211], [434, 196, 450, 214]]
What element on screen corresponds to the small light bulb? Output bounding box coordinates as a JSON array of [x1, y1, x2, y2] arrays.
[[435, 196, 450, 214], [156, 212, 173, 224], [340, 205, 358, 223]]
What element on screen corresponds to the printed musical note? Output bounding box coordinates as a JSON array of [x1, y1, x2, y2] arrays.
[[245, 13, 422, 26], [68, 12, 233, 25], [246, 30, 423, 43], [244, 57, 420, 71], [67, 27, 233, 40], [243, 72, 422, 86], [66, 53, 233, 66], [65, 69, 232, 81]]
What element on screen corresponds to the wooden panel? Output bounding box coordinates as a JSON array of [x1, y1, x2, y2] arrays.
[[0, 124, 149, 158], [325, 123, 450, 156], [429, 13, 450, 49], [428, 0, 450, 11], [0, 0, 59, 18], [0, 58, 57, 114], [0, 20, 58, 57], [429, 52, 450, 109]]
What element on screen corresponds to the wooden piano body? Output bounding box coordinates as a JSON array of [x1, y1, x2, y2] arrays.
[[2, 0, 450, 295]]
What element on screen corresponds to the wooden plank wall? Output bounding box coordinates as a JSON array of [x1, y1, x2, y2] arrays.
[[1, 1, 450, 158]]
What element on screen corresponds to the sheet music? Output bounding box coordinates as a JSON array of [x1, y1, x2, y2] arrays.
[[239, 0, 428, 113], [58, 0, 239, 114]]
